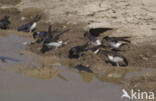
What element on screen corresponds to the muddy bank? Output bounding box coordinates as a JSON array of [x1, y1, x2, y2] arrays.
[[0, 0, 21, 5], [26, 22, 156, 71], [123, 70, 156, 94]]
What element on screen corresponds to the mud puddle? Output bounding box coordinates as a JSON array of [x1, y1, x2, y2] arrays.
[[125, 68, 153, 79], [0, 34, 39, 69], [0, 65, 153, 101], [0, 70, 123, 101]]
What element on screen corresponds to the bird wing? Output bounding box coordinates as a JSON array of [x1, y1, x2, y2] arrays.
[[89, 28, 113, 36], [18, 23, 31, 31], [53, 29, 70, 41], [47, 25, 53, 39]]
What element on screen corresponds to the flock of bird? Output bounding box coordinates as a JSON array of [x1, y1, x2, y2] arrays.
[[69, 27, 130, 67], [0, 15, 131, 72]]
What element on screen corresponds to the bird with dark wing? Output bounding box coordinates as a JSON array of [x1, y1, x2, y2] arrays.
[[0, 16, 10, 29], [102, 36, 131, 51], [18, 15, 41, 32]]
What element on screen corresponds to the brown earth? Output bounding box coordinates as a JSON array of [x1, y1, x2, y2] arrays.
[[0, 0, 21, 5]]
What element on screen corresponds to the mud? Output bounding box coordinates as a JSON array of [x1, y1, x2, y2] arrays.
[[0, 0, 21, 5], [123, 70, 156, 94]]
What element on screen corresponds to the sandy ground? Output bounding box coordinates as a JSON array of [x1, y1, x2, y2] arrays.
[[0, 0, 156, 100]]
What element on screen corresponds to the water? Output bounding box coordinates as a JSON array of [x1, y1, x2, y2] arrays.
[[0, 34, 39, 68], [0, 70, 123, 101]]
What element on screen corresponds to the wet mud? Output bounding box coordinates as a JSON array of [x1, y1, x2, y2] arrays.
[[0, 0, 21, 5]]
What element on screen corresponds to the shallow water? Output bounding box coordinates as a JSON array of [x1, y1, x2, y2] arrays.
[[125, 68, 152, 79], [0, 70, 123, 101], [0, 34, 39, 68]]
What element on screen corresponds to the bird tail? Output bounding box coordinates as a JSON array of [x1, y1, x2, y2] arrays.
[[120, 57, 128, 66], [121, 43, 128, 47], [121, 39, 131, 43]]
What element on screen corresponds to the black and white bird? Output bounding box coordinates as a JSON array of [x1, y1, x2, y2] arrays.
[[40, 27, 69, 53], [102, 36, 130, 51], [84, 32, 102, 46], [33, 29, 58, 43], [68, 43, 89, 59], [84, 26, 112, 46], [18, 15, 41, 32], [0, 16, 10, 29], [74, 64, 93, 73], [105, 53, 128, 67]]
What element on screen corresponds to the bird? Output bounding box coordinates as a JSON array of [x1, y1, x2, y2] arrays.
[[18, 15, 41, 32], [102, 36, 130, 51], [74, 64, 93, 73], [84, 32, 102, 46], [68, 42, 89, 59], [40, 27, 70, 53], [84, 25, 113, 37], [41, 40, 67, 53], [105, 53, 128, 67], [42, 26, 69, 44], [33, 28, 58, 43], [103, 36, 130, 43], [0, 16, 10, 29]]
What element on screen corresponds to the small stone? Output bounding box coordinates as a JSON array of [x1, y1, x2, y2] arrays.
[[19, 53, 24, 55], [142, 57, 149, 61], [21, 16, 26, 20]]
